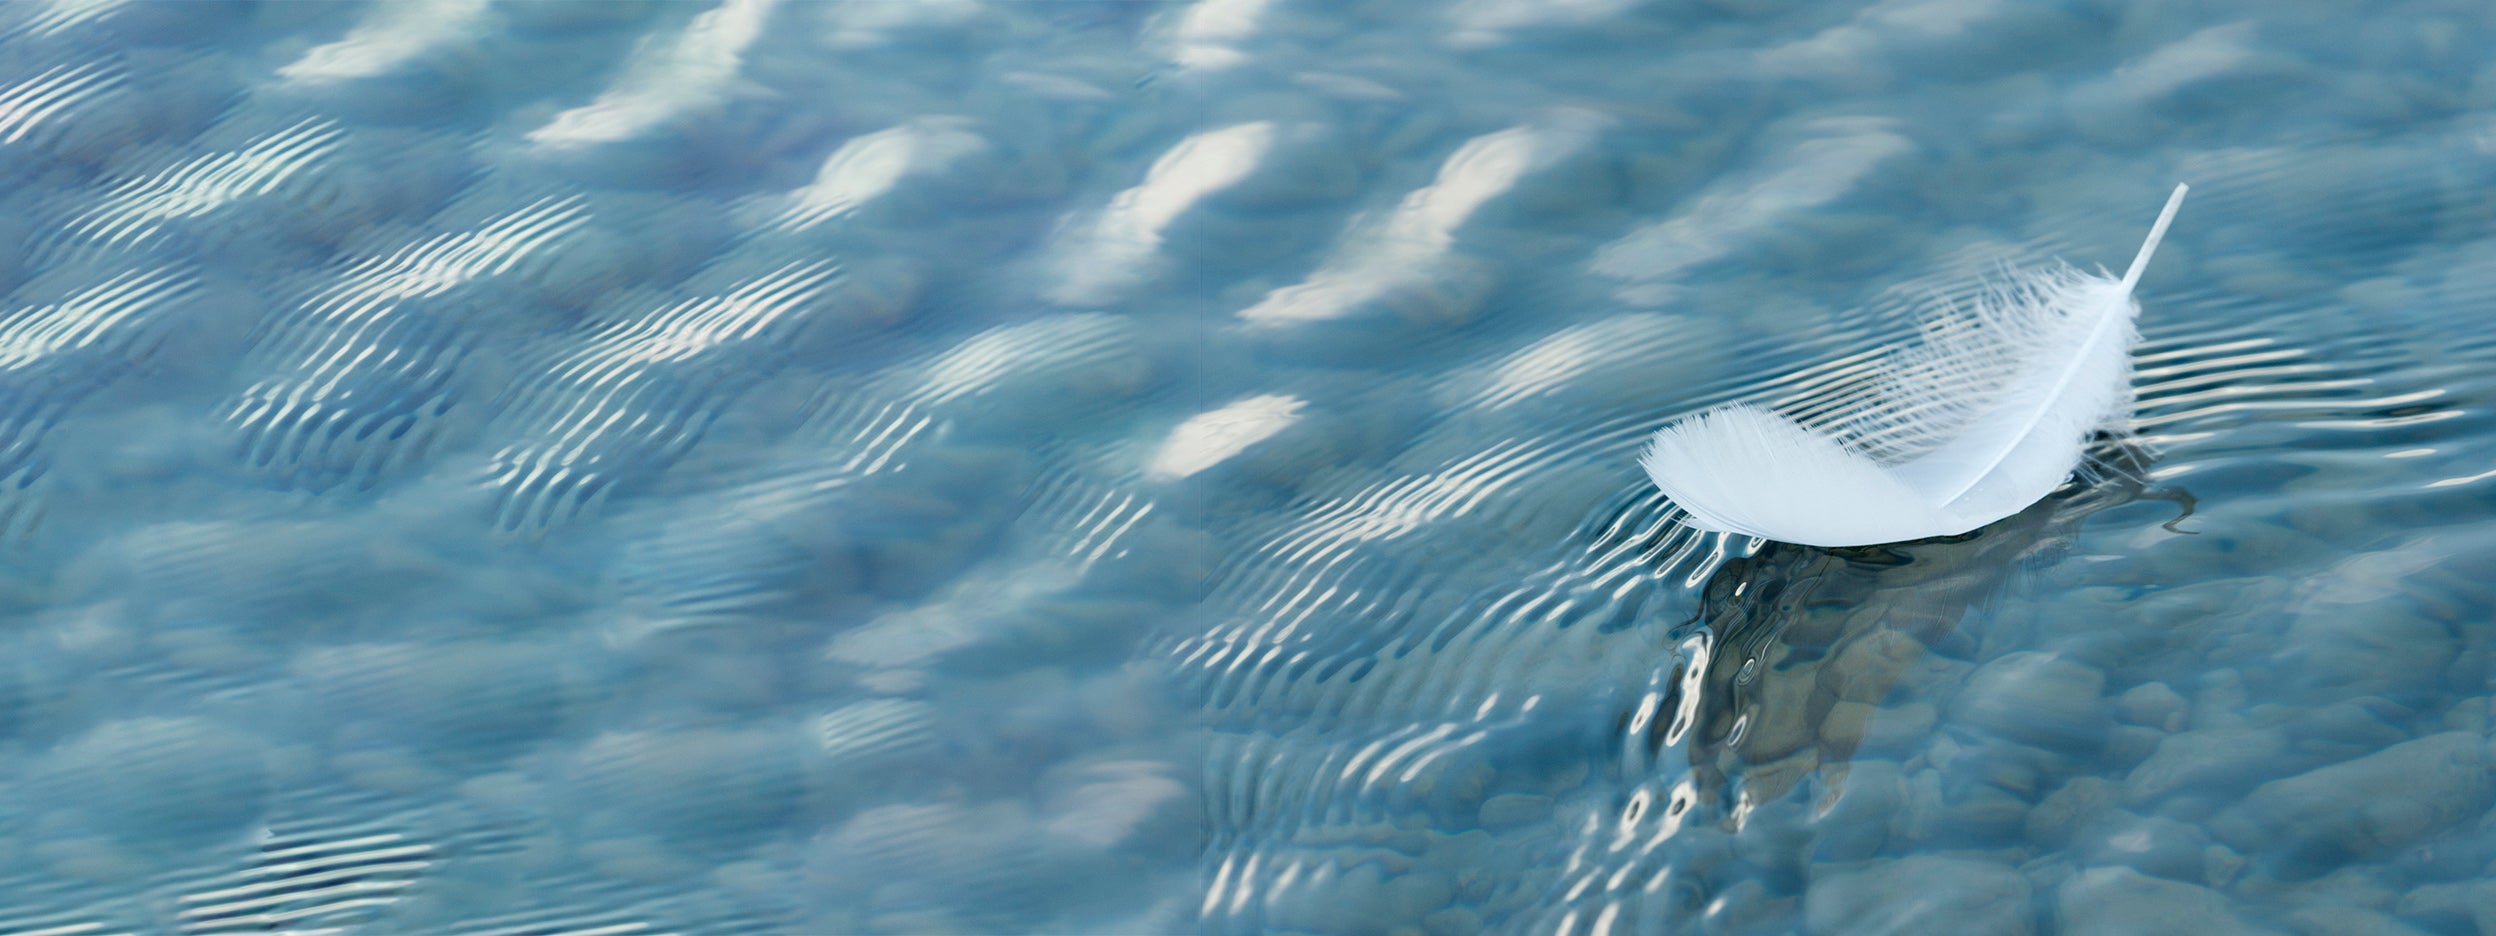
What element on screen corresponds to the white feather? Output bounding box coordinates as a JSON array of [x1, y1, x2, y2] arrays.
[[1641, 184, 2189, 547]]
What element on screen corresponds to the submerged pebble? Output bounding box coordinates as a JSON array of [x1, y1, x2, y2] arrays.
[[2210, 732, 2494, 873], [1803, 855, 2032, 936], [31, 717, 270, 849], [1948, 651, 2111, 752], [2055, 866, 2270, 936], [2125, 726, 2292, 809]]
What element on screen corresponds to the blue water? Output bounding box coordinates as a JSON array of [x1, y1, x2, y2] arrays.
[[0, 1, 2489, 933]]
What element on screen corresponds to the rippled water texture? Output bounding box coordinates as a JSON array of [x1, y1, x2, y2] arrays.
[[0, 1, 2490, 934]]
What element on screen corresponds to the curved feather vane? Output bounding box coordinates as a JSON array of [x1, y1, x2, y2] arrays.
[[1642, 184, 2188, 547]]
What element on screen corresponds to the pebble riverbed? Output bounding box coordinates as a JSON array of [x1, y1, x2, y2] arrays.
[[0, 1, 2486, 933]]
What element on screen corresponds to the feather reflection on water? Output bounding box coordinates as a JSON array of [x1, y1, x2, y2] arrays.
[[1544, 455, 2175, 932]]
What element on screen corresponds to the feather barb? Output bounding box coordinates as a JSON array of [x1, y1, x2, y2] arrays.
[[1639, 184, 2190, 547]]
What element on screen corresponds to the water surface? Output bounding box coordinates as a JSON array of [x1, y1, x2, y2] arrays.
[[0, 2, 2488, 934]]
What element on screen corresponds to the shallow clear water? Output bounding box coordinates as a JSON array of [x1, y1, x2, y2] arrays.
[[0, 1, 2490, 933]]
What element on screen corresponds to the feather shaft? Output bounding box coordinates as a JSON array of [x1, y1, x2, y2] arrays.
[[2121, 183, 2189, 291]]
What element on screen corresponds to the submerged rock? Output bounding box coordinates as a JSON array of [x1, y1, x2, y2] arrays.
[[1803, 856, 2032, 936], [2073, 809, 2234, 886], [2394, 880, 2496, 934], [2281, 904, 2439, 936], [1809, 759, 1907, 862], [2210, 732, 2494, 872], [2026, 775, 2119, 848], [2115, 681, 2189, 732], [2055, 866, 2276, 935], [1948, 651, 2110, 753], [2277, 604, 2457, 702], [32, 717, 272, 849], [2124, 726, 2290, 809]]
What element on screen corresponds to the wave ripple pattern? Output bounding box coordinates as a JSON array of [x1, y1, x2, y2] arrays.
[[0, 2, 2489, 936]]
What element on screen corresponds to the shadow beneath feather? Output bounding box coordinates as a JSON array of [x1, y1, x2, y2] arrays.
[[1624, 440, 2190, 824]]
